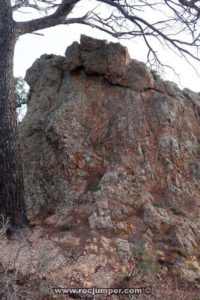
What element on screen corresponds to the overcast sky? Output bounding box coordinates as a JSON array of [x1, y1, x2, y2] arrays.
[[14, 1, 200, 92]]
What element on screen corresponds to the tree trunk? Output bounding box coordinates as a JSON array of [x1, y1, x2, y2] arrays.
[[0, 2, 27, 226]]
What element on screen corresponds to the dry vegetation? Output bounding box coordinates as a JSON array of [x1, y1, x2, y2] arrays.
[[0, 214, 199, 300]]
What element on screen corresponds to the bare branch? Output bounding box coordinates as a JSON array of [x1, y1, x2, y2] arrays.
[[16, 0, 80, 34], [12, 0, 200, 69]]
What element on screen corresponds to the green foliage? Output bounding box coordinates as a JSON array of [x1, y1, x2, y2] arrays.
[[39, 281, 50, 296], [171, 206, 178, 214], [150, 69, 160, 80], [89, 183, 101, 192], [195, 143, 200, 153], [131, 243, 159, 276], [185, 142, 200, 154], [14, 76, 28, 108], [194, 293, 200, 300], [60, 223, 73, 232], [132, 244, 145, 261], [153, 202, 164, 208], [36, 245, 51, 273]]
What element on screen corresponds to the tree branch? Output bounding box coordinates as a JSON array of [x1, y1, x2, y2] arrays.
[[96, 0, 200, 62], [16, 0, 80, 35], [12, 0, 58, 12], [13, 0, 200, 69]]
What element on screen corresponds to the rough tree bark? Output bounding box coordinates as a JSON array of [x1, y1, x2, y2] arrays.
[[0, 1, 26, 226]]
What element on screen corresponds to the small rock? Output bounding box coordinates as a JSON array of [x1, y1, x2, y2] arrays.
[[116, 238, 130, 253], [88, 213, 113, 229], [143, 203, 174, 233]]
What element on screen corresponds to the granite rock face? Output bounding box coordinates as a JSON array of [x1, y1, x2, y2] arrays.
[[20, 35, 200, 282]]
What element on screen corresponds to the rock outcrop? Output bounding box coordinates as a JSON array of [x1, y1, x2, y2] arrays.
[[19, 35, 200, 286]]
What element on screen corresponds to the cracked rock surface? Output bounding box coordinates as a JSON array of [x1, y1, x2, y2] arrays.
[[18, 35, 200, 287]]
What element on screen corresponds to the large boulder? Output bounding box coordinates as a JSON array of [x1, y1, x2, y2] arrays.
[[20, 35, 200, 282]]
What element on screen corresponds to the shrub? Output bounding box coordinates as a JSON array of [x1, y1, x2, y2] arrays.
[[195, 143, 200, 153], [39, 280, 50, 296], [89, 183, 101, 192], [131, 243, 159, 276], [60, 223, 73, 232], [150, 69, 160, 80], [171, 206, 178, 215], [153, 202, 164, 208]]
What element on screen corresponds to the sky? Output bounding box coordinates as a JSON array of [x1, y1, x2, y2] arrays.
[[13, 1, 200, 93]]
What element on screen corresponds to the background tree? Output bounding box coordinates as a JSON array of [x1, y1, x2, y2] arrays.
[[14, 77, 28, 123], [1, 0, 200, 227], [14, 77, 28, 108]]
